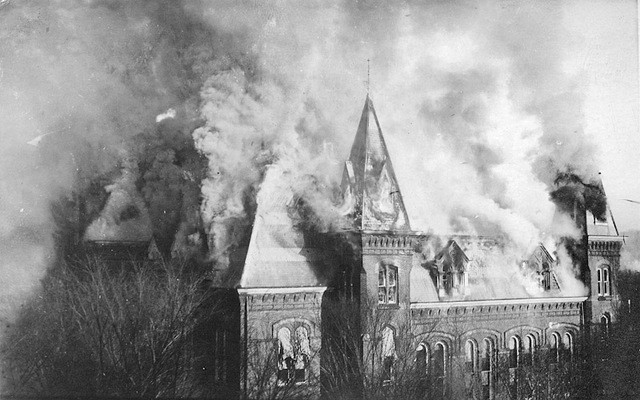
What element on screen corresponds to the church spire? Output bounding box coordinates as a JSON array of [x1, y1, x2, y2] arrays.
[[342, 96, 411, 231]]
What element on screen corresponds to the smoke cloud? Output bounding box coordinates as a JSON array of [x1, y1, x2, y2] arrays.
[[0, 0, 606, 353]]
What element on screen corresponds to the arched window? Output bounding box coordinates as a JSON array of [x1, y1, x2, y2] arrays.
[[523, 335, 535, 366], [597, 265, 611, 296], [465, 340, 477, 373], [550, 333, 560, 364], [416, 343, 429, 377], [277, 327, 294, 383], [276, 325, 311, 384], [381, 326, 396, 382], [294, 327, 311, 382], [562, 332, 573, 363], [601, 313, 611, 338], [378, 265, 398, 304], [508, 336, 520, 399], [433, 342, 448, 398], [481, 338, 494, 400]]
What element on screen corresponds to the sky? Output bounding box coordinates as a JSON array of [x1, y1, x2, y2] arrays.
[[563, 0, 639, 233]]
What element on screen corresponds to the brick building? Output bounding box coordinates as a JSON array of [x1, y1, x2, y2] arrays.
[[215, 96, 624, 399]]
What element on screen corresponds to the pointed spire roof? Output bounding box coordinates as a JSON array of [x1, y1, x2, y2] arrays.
[[342, 95, 411, 231], [587, 175, 621, 238]]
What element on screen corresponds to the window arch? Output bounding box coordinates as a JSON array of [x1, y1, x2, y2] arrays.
[[508, 336, 520, 399], [378, 265, 398, 304], [597, 265, 611, 296], [465, 339, 478, 373], [294, 327, 311, 382], [524, 335, 536, 366], [276, 325, 312, 384], [481, 338, 495, 400], [416, 343, 429, 377], [562, 332, 573, 362], [550, 332, 561, 364], [601, 313, 611, 338], [381, 326, 396, 382], [277, 327, 294, 383], [432, 342, 448, 398]]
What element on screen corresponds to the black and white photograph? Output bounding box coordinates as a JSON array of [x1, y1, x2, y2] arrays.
[[0, 1, 639, 399]]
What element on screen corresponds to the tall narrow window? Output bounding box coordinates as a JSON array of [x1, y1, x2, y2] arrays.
[[433, 342, 447, 398], [597, 266, 611, 296], [277, 328, 294, 384], [416, 343, 429, 377], [601, 314, 611, 338], [464, 340, 477, 398], [465, 340, 477, 373], [481, 338, 494, 400], [294, 327, 310, 382], [378, 265, 398, 304], [508, 337, 520, 399], [381, 326, 396, 382], [550, 333, 560, 364], [562, 333, 573, 363], [523, 335, 535, 366]]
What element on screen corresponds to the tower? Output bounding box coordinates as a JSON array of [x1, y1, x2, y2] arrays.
[[338, 95, 417, 383]]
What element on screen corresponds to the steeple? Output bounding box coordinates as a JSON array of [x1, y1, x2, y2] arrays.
[[342, 95, 411, 231]]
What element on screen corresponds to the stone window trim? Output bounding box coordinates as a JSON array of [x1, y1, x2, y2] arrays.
[[378, 264, 399, 305]]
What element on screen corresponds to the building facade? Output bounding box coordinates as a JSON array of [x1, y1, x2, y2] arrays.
[[223, 96, 624, 399]]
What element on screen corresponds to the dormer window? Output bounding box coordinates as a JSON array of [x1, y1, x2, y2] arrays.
[[378, 265, 398, 304], [434, 240, 468, 297]]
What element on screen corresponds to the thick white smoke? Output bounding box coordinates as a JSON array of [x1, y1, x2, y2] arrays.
[[0, 1, 616, 354]]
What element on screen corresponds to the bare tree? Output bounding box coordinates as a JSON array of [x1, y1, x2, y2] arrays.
[[1, 255, 221, 398]]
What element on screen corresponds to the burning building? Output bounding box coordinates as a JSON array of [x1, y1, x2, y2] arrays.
[[225, 95, 624, 399]]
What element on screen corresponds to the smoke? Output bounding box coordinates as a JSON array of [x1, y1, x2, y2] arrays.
[[0, 0, 609, 344]]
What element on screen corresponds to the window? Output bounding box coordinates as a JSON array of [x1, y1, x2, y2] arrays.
[[464, 340, 478, 397], [416, 343, 429, 377], [432, 342, 448, 398], [550, 333, 560, 364], [597, 265, 611, 296], [481, 338, 494, 400], [294, 327, 310, 382], [277, 326, 311, 384], [541, 262, 551, 291], [378, 265, 398, 304], [523, 335, 535, 366], [508, 337, 520, 399], [562, 333, 573, 363], [277, 328, 294, 383], [601, 314, 611, 338], [381, 326, 397, 382], [465, 340, 477, 373]]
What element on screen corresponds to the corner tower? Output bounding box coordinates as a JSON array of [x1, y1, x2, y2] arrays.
[[335, 96, 417, 386]]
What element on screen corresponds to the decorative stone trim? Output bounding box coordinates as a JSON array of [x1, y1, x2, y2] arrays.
[[411, 299, 585, 324], [239, 289, 325, 311]]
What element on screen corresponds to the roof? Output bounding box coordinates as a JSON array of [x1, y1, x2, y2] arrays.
[[342, 96, 411, 232], [239, 166, 329, 289], [410, 237, 569, 302]]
